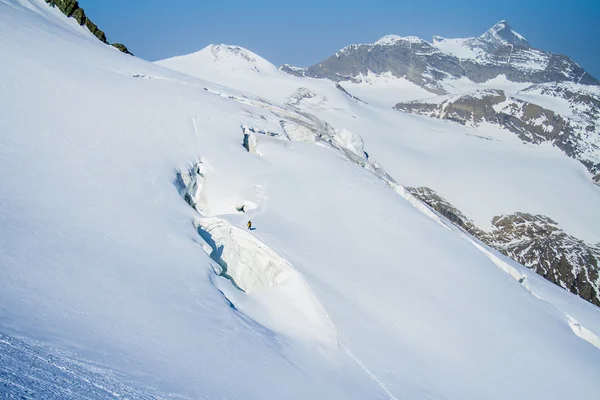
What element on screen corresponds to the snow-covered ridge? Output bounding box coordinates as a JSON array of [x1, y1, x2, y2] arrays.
[[157, 43, 278, 76], [480, 20, 530, 48], [194, 216, 339, 346], [375, 35, 425, 46], [283, 19, 598, 94], [374, 21, 529, 50]]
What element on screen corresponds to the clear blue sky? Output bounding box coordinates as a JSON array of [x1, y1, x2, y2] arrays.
[[80, 0, 600, 79]]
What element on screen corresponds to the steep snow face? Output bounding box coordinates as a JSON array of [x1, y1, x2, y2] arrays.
[[4, 1, 600, 399], [432, 36, 488, 60], [193, 217, 338, 346], [480, 20, 530, 48]]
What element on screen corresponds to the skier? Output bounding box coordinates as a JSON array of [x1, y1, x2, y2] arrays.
[[247, 220, 252, 230]]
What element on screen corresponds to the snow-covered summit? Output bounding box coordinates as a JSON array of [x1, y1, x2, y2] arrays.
[[374, 34, 424, 46], [158, 43, 278, 77], [480, 20, 530, 48], [375, 34, 403, 45]]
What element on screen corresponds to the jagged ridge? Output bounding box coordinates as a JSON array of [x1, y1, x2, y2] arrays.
[[395, 88, 600, 179], [45, 0, 133, 55], [280, 21, 598, 94]]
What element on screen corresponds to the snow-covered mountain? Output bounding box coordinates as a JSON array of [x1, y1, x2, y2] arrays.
[[2, 1, 600, 398], [160, 44, 279, 77], [281, 20, 598, 94]]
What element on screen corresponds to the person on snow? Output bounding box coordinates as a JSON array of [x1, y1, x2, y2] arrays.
[[247, 220, 252, 230]]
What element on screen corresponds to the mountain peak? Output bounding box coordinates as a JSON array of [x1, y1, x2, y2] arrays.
[[481, 20, 530, 48], [375, 35, 403, 45], [374, 35, 425, 46], [157, 43, 278, 78]]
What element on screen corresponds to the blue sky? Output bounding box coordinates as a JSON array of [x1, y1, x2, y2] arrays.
[[80, 0, 600, 78]]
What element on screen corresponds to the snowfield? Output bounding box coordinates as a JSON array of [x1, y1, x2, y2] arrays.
[[2, 1, 600, 399]]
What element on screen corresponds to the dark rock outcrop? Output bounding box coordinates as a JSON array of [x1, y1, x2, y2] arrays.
[[408, 187, 600, 307], [111, 43, 134, 56], [395, 89, 600, 178], [489, 213, 600, 306], [45, 0, 131, 55], [406, 187, 487, 238]]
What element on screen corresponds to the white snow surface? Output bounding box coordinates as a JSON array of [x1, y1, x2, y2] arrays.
[[432, 37, 484, 60], [159, 43, 279, 77], [2, 1, 600, 399], [375, 35, 424, 46], [158, 41, 600, 244]]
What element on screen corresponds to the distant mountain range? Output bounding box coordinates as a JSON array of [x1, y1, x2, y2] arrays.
[[281, 20, 598, 93]]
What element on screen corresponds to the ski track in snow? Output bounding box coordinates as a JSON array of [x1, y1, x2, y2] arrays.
[[341, 344, 400, 400]]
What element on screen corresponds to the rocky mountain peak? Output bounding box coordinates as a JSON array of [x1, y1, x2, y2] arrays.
[[480, 20, 530, 48]]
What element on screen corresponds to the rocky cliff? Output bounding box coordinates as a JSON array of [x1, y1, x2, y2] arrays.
[[45, 0, 133, 55], [408, 187, 600, 307]]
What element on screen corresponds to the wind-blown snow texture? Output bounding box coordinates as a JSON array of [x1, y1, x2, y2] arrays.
[[2, 1, 600, 399]]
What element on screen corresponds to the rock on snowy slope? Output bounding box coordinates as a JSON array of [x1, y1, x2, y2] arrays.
[[45, 0, 132, 54], [280, 20, 598, 94], [408, 187, 600, 306], [396, 86, 600, 306], [395, 88, 600, 178]]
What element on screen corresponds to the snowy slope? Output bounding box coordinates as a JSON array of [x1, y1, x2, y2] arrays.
[[159, 43, 279, 76], [2, 1, 600, 399], [157, 43, 600, 246]]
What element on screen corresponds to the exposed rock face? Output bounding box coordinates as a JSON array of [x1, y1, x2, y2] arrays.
[[281, 36, 459, 94], [406, 187, 487, 238], [489, 213, 600, 306], [395, 88, 600, 178], [281, 21, 598, 94], [45, 0, 131, 55], [335, 83, 366, 103], [111, 43, 134, 56], [408, 187, 600, 307]]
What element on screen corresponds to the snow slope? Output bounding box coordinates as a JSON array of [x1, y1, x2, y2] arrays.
[[2, 1, 600, 399], [158, 42, 600, 245]]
